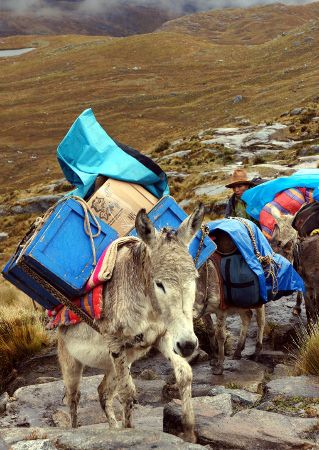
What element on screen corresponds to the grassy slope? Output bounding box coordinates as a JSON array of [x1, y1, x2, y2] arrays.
[[159, 2, 319, 45], [1, 13, 318, 194]]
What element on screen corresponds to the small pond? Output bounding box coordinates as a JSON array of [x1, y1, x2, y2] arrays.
[[0, 48, 35, 57]]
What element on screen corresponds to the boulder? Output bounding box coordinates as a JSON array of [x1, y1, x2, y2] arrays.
[[1, 425, 205, 450], [266, 376, 319, 400], [164, 402, 318, 448]]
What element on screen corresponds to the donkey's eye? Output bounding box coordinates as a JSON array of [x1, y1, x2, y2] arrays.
[[155, 281, 166, 293]]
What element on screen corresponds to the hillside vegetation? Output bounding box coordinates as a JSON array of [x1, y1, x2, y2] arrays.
[[159, 2, 319, 44], [1, 3, 319, 195]]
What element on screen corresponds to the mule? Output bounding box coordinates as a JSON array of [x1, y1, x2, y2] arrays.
[[194, 258, 265, 375], [58, 205, 205, 443]]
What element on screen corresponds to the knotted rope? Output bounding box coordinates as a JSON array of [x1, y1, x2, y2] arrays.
[[17, 196, 101, 266], [232, 217, 279, 296], [194, 224, 210, 266]]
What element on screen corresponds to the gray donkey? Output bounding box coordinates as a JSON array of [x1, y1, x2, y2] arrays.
[[58, 205, 205, 443]]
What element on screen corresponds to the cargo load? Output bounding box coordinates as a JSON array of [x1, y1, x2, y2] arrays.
[[2, 197, 119, 309], [87, 178, 158, 236]]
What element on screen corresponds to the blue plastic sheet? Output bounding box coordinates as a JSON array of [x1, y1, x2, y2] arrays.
[[57, 108, 169, 199], [242, 169, 319, 220], [207, 218, 304, 302]]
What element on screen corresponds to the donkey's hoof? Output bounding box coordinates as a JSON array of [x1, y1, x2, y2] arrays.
[[211, 364, 224, 375], [292, 307, 301, 316], [180, 431, 197, 443]]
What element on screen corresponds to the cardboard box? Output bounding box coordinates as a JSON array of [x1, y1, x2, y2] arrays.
[[87, 178, 158, 236]]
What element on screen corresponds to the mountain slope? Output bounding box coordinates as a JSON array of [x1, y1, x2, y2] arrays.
[[0, 6, 318, 193], [158, 2, 319, 45], [0, 4, 178, 37]]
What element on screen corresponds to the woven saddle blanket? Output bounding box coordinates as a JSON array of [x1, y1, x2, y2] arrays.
[[47, 236, 139, 328], [259, 187, 314, 240]]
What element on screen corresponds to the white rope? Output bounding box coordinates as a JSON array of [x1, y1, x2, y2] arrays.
[[17, 196, 102, 266]]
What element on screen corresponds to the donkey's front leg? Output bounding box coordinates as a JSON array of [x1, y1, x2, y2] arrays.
[[114, 351, 137, 428], [157, 334, 196, 443], [98, 356, 120, 429]]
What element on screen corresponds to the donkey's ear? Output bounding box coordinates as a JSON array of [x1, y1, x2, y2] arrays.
[[135, 208, 156, 246], [176, 203, 205, 246], [271, 224, 281, 243]]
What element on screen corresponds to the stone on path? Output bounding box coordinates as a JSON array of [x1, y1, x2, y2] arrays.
[[164, 400, 318, 449], [266, 375, 319, 399], [1, 375, 165, 429], [1, 425, 205, 450], [192, 359, 267, 393]]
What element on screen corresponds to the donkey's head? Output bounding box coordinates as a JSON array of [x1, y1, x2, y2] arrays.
[[135, 204, 205, 358], [270, 214, 298, 262]]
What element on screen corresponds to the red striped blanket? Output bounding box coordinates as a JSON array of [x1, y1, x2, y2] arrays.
[[47, 236, 139, 328], [260, 187, 314, 240]]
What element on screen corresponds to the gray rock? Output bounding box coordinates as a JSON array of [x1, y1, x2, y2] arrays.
[[232, 95, 243, 104], [0, 392, 9, 413], [0, 438, 8, 450], [290, 107, 305, 115], [10, 195, 63, 215], [1, 375, 165, 428], [164, 404, 318, 448], [0, 232, 8, 241], [160, 150, 191, 160], [1, 425, 205, 450], [34, 377, 59, 384], [11, 440, 57, 450], [166, 171, 189, 179], [208, 386, 261, 406], [272, 364, 293, 379], [266, 376, 319, 400], [192, 359, 266, 393]]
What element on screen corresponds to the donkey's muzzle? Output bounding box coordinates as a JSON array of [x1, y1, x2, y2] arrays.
[[177, 340, 197, 358]]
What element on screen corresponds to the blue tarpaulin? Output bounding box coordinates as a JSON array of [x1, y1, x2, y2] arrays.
[[57, 108, 169, 199], [207, 218, 304, 302], [242, 169, 319, 220]]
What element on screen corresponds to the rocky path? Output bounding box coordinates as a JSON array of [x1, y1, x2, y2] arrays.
[[1, 297, 319, 449]]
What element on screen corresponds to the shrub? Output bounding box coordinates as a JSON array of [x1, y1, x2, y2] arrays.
[[253, 155, 266, 165], [292, 321, 319, 376], [0, 284, 50, 391], [154, 140, 170, 153]]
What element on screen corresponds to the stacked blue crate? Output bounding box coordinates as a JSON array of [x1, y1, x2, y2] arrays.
[[2, 198, 119, 309]]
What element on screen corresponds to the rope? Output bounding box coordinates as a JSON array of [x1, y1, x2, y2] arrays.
[[20, 260, 101, 333], [194, 224, 210, 266], [232, 217, 279, 296], [17, 196, 101, 266]]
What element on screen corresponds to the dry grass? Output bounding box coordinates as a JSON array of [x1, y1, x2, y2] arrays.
[[292, 321, 319, 376], [0, 6, 319, 195], [0, 282, 50, 389]]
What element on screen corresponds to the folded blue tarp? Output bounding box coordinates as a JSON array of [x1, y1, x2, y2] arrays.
[[57, 108, 169, 199], [242, 169, 319, 220], [207, 218, 304, 302]]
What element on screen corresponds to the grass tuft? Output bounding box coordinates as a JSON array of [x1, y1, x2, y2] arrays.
[[0, 283, 50, 391], [292, 321, 319, 376]]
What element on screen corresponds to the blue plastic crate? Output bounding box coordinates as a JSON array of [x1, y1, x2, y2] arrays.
[[2, 198, 119, 308], [2, 250, 61, 310], [129, 196, 216, 268]]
